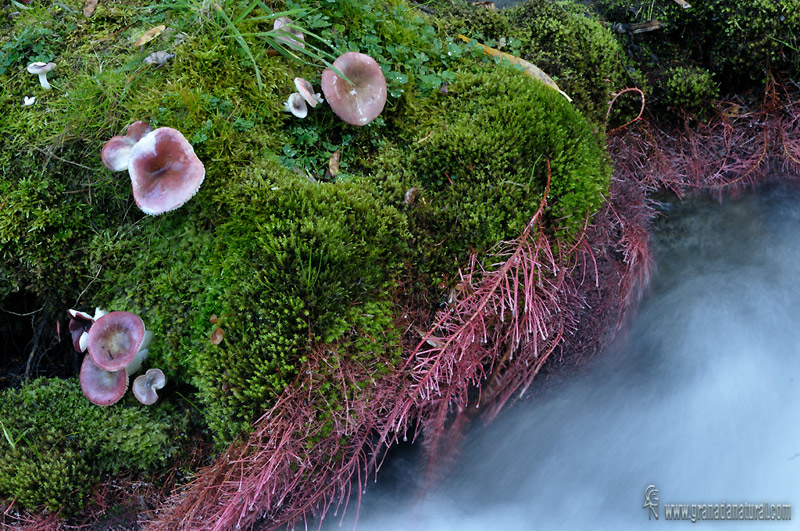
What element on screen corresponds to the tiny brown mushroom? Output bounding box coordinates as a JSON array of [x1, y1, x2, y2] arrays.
[[210, 327, 224, 345]]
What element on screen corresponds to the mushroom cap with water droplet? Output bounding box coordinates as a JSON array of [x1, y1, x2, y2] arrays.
[[87, 311, 146, 372], [321, 52, 387, 126], [128, 127, 206, 215]]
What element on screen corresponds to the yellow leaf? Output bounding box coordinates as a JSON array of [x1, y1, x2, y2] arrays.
[[133, 25, 166, 48], [456, 34, 572, 102]]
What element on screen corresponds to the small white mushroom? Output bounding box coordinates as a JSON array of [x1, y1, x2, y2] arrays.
[[26, 62, 56, 90], [22, 96, 36, 106], [284, 92, 308, 118], [132, 368, 167, 405]]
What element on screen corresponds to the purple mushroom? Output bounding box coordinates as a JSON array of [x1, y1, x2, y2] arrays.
[[321, 52, 387, 126]]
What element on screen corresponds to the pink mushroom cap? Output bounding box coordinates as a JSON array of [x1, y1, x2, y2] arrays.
[[101, 121, 153, 172], [294, 77, 323, 108], [128, 127, 206, 215], [87, 311, 146, 372], [80, 355, 128, 406], [132, 368, 167, 405], [321, 52, 387, 126], [273, 17, 305, 49]]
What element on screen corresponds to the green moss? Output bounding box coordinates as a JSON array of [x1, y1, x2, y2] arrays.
[[506, 0, 634, 125], [1, 0, 614, 490], [595, 0, 800, 93], [663, 65, 719, 114], [369, 65, 611, 285], [0, 378, 188, 514]]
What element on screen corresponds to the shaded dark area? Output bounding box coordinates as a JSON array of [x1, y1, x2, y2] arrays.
[[0, 291, 78, 391]]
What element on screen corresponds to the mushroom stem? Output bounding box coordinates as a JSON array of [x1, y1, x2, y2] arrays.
[[36, 73, 51, 90]]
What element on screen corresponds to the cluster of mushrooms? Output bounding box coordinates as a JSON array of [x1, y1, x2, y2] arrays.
[[101, 121, 206, 215], [284, 51, 387, 126], [56, 19, 391, 407], [273, 17, 387, 126], [69, 309, 166, 406]]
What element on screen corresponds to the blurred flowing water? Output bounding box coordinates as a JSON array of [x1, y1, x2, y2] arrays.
[[326, 180, 800, 530]]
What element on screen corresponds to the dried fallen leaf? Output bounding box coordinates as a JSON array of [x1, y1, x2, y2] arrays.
[[673, 0, 691, 8], [133, 25, 166, 48], [210, 327, 224, 345], [324, 149, 340, 179], [83, 0, 99, 18]]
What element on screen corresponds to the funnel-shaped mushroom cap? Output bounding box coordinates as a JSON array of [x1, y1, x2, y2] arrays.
[[87, 311, 146, 372], [128, 127, 205, 215], [101, 121, 153, 171], [80, 355, 128, 406], [284, 92, 308, 118], [321, 52, 387, 126], [133, 368, 166, 405]]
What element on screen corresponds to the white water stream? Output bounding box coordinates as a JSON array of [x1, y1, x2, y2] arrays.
[[328, 181, 800, 530]]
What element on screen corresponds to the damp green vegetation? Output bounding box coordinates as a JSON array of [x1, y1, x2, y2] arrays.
[[428, 0, 639, 125], [1, 0, 725, 517], [593, 0, 800, 112], [0, 378, 188, 514]]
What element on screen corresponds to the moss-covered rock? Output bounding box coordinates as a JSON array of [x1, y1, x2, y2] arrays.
[[427, 0, 636, 125], [369, 65, 611, 285], [0, 0, 615, 514], [507, 0, 635, 124]]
